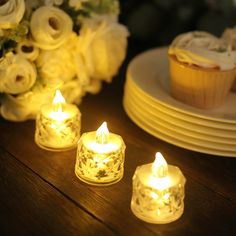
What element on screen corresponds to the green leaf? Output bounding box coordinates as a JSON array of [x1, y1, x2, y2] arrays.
[[83, 0, 120, 15]]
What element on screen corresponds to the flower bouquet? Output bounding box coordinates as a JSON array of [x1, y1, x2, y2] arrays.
[[0, 0, 129, 121]]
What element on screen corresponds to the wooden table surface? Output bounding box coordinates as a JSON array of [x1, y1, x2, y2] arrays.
[[0, 49, 236, 236]]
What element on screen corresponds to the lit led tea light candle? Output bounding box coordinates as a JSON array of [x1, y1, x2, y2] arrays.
[[75, 122, 126, 186], [35, 89, 81, 151], [131, 152, 186, 224]]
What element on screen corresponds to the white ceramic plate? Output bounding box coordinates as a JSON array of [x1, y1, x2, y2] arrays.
[[124, 95, 236, 147], [124, 88, 236, 142], [126, 78, 236, 131], [123, 100, 236, 157], [125, 81, 236, 137], [127, 47, 236, 124]]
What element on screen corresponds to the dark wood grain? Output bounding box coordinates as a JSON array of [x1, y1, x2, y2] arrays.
[[0, 47, 236, 236], [0, 120, 157, 236], [0, 147, 115, 236], [0, 76, 236, 235]]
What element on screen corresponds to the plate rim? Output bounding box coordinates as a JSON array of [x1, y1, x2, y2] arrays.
[[124, 97, 236, 148], [123, 101, 236, 157], [127, 47, 236, 124], [124, 89, 236, 141], [125, 79, 236, 132]]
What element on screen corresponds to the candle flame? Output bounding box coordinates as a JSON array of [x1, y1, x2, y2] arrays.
[[96, 122, 109, 144], [52, 89, 66, 113], [152, 152, 168, 178]]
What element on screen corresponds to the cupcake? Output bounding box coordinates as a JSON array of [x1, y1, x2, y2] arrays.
[[168, 31, 236, 109], [222, 27, 236, 91]]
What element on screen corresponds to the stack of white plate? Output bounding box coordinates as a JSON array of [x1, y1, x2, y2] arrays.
[[123, 47, 236, 157]]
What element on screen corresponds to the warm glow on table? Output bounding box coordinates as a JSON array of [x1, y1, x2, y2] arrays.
[[35, 89, 81, 151], [75, 121, 126, 186], [131, 152, 186, 224]]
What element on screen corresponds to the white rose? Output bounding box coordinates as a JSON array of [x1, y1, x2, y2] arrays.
[[73, 53, 90, 86], [30, 6, 73, 50], [0, 82, 54, 121], [60, 79, 85, 104], [0, 0, 25, 29], [36, 33, 77, 85], [16, 40, 39, 61], [0, 53, 36, 94], [76, 16, 129, 82]]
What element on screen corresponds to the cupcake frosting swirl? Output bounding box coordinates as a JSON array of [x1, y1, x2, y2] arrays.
[[168, 31, 236, 71], [222, 27, 236, 49]]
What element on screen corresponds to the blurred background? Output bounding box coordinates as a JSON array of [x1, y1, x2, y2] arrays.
[[119, 0, 236, 52]]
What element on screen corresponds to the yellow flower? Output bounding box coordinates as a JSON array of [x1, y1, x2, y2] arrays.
[[30, 6, 73, 50], [0, 0, 25, 29], [36, 33, 77, 85], [16, 40, 39, 61], [76, 16, 129, 82], [0, 53, 36, 94]]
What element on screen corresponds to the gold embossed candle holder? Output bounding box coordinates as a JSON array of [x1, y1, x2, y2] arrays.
[[75, 122, 126, 186], [35, 90, 81, 151], [131, 152, 186, 224]]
